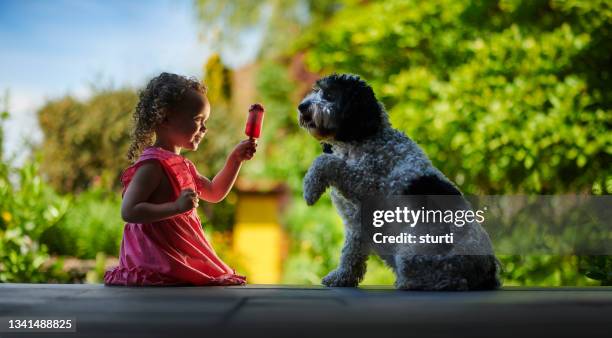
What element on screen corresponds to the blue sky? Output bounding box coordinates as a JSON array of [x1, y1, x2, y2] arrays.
[[0, 0, 262, 162]]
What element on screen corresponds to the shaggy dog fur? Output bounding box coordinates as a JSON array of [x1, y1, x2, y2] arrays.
[[298, 73, 501, 290]]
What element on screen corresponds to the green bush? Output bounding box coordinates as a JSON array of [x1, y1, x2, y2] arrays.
[[0, 157, 70, 282], [281, 198, 344, 284], [40, 186, 123, 259], [579, 256, 612, 286], [36, 89, 137, 193]]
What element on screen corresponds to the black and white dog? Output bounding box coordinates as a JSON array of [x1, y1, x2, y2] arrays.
[[298, 73, 500, 290]]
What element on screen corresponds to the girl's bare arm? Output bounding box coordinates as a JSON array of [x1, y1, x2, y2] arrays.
[[121, 161, 193, 223], [196, 139, 256, 203], [196, 155, 242, 203]]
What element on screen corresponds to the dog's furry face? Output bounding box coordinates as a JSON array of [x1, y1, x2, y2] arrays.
[[298, 74, 383, 142]]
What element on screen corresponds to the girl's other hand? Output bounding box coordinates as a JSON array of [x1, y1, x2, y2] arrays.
[[175, 188, 199, 213], [231, 139, 258, 162]]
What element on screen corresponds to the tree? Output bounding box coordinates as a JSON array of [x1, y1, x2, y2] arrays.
[[36, 89, 136, 193], [195, 0, 339, 59]]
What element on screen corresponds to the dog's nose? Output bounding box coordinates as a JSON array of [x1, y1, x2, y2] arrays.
[[298, 101, 309, 114], [298, 101, 313, 123]]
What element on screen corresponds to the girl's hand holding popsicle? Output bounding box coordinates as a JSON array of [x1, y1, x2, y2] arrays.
[[230, 103, 264, 163], [230, 139, 257, 162]]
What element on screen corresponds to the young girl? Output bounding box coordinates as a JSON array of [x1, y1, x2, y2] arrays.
[[104, 72, 256, 286]]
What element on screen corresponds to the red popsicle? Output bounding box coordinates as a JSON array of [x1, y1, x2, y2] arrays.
[[245, 103, 265, 139]]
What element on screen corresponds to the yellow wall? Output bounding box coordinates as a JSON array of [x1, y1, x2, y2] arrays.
[[233, 194, 283, 283]]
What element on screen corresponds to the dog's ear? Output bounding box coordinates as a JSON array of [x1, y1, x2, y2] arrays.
[[335, 77, 383, 142]]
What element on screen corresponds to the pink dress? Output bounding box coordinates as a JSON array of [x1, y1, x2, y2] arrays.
[[104, 147, 246, 286]]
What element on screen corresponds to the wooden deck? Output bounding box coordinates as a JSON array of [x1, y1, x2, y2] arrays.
[[1, 284, 611, 337]]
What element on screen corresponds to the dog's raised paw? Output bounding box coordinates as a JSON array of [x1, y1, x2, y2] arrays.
[[304, 192, 318, 206], [303, 173, 326, 206], [303, 186, 324, 205]]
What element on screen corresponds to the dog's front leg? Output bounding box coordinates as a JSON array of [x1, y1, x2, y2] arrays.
[[322, 228, 368, 287], [303, 154, 338, 205], [304, 154, 370, 286], [304, 154, 371, 205]]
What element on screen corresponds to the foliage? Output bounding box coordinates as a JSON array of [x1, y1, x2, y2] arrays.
[[579, 256, 612, 286], [500, 255, 599, 286], [281, 197, 344, 284], [85, 252, 109, 284], [36, 89, 137, 193], [40, 186, 123, 259], [0, 146, 70, 282], [194, 0, 339, 59], [204, 53, 233, 105]]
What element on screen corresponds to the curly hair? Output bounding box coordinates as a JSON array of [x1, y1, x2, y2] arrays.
[[127, 72, 207, 163]]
